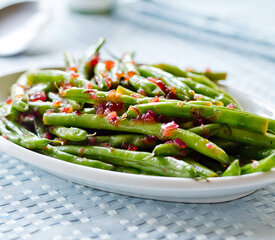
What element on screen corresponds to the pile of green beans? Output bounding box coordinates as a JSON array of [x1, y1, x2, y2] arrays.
[[1, 38, 274, 179]]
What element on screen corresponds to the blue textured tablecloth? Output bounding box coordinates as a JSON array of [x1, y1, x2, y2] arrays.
[[0, 1, 275, 239]]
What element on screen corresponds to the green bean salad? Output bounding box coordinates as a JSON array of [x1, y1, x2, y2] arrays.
[[1, 38, 274, 178]]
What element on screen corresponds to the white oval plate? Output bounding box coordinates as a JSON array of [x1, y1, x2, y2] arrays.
[[0, 70, 275, 203]]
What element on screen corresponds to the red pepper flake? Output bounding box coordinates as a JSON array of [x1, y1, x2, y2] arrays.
[[6, 98, 12, 105], [116, 72, 125, 81], [130, 94, 140, 99], [71, 73, 79, 79], [140, 110, 156, 123], [90, 53, 100, 67], [101, 142, 111, 148], [107, 90, 122, 102], [170, 86, 177, 95], [149, 96, 159, 103], [68, 67, 78, 72], [105, 78, 112, 89], [53, 100, 62, 108], [143, 135, 158, 144], [174, 138, 187, 149], [161, 121, 179, 137], [78, 147, 85, 157], [147, 77, 167, 93], [252, 160, 259, 168], [75, 110, 82, 116], [42, 145, 48, 150], [44, 132, 52, 140], [137, 89, 146, 96], [61, 83, 74, 90], [15, 94, 24, 99], [186, 67, 193, 72], [29, 92, 46, 102], [127, 71, 135, 78], [2, 134, 8, 139], [206, 142, 214, 149], [122, 143, 138, 151], [46, 109, 55, 114], [104, 60, 115, 71], [106, 111, 118, 125], [195, 94, 203, 100], [60, 106, 73, 113], [88, 83, 94, 89], [226, 103, 235, 109], [205, 68, 211, 73]]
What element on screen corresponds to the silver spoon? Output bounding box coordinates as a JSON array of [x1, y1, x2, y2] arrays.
[[0, 0, 50, 57]]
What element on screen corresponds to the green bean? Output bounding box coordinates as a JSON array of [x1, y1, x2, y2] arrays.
[[1, 117, 50, 149], [216, 125, 275, 148], [210, 138, 239, 151], [241, 153, 275, 174], [122, 54, 165, 97], [128, 75, 166, 97], [26, 70, 100, 90], [0, 104, 19, 121], [142, 64, 239, 108], [138, 65, 194, 100], [184, 158, 218, 177], [49, 126, 90, 142], [29, 101, 66, 115], [188, 123, 222, 137], [0, 119, 21, 144], [41, 145, 113, 170], [196, 71, 227, 82], [152, 143, 191, 157], [78, 38, 106, 79], [11, 83, 28, 112], [90, 134, 158, 150], [235, 146, 275, 160], [153, 63, 220, 90], [126, 102, 268, 134], [94, 62, 110, 90], [113, 166, 142, 174], [268, 118, 275, 133], [55, 145, 196, 178], [222, 159, 241, 176], [43, 113, 230, 164], [34, 118, 47, 138], [63, 88, 138, 105], [116, 85, 144, 97]]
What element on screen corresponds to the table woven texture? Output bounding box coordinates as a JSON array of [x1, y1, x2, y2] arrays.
[[0, 1, 275, 239]]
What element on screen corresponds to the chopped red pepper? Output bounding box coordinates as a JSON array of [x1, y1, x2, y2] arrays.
[[174, 138, 187, 148], [90, 53, 100, 67], [206, 142, 214, 149], [104, 60, 115, 71], [127, 71, 135, 78], [226, 103, 235, 109], [6, 98, 12, 105], [106, 111, 118, 125], [53, 100, 62, 108], [205, 68, 211, 73], [60, 106, 73, 113], [2, 134, 8, 139], [149, 96, 159, 103], [68, 67, 78, 72], [71, 73, 79, 79], [29, 92, 46, 102], [105, 78, 112, 89], [161, 121, 179, 137]]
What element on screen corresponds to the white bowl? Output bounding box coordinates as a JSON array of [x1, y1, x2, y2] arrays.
[[0, 69, 274, 203]]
